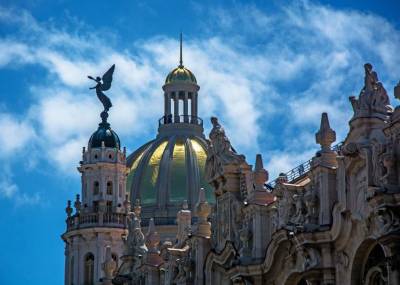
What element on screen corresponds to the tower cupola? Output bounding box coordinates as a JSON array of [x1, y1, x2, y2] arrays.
[[160, 33, 201, 133]]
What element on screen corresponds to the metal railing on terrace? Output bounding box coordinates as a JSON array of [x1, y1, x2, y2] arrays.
[[266, 142, 343, 189], [158, 115, 203, 127]]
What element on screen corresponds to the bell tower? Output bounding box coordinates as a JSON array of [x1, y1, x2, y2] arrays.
[[62, 111, 129, 285]]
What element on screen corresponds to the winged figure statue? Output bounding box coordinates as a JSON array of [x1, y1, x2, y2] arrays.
[[88, 64, 115, 112]]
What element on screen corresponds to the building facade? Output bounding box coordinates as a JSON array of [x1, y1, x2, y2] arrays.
[[63, 47, 400, 284]]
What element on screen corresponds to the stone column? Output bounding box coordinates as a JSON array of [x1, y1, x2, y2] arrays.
[[191, 92, 197, 123], [164, 92, 168, 122], [192, 92, 197, 117], [191, 94, 195, 123], [184, 92, 189, 122], [174, 92, 179, 123]]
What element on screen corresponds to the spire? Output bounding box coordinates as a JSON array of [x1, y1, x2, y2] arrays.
[[255, 154, 264, 171], [315, 112, 336, 152], [179, 32, 183, 67]]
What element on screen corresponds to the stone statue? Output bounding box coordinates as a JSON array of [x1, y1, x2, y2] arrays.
[[290, 194, 306, 225], [127, 215, 147, 256], [88, 64, 115, 122], [349, 63, 393, 118], [205, 117, 245, 181]]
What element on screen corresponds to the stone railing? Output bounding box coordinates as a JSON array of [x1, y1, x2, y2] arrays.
[[66, 212, 127, 231], [266, 142, 343, 189]]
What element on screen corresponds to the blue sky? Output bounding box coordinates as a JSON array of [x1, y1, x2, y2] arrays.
[[0, 1, 399, 284]]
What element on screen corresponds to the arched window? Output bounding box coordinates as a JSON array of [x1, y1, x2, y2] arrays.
[[94, 181, 99, 195], [106, 181, 113, 195], [84, 253, 94, 285], [119, 183, 122, 198]]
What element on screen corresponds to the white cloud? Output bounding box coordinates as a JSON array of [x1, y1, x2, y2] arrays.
[[0, 1, 399, 183], [0, 114, 36, 157], [0, 166, 41, 206]]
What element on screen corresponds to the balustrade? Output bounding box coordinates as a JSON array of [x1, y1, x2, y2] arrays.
[[66, 211, 127, 231]]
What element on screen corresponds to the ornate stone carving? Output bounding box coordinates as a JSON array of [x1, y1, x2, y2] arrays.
[[102, 245, 117, 284], [176, 200, 191, 247], [194, 188, 211, 238], [303, 187, 319, 226], [74, 194, 81, 214], [238, 216, 252, 263], [349, 63, 393, 118], [65, 200, 73, 217], [335, 251, 349, 268], [205, 117, 245, 182], [367, 206, 400, 237], [290, 193, 306, 225], [145, 219, 163, 266], [296, 246, 320, 271], [126, 215, 147, 256]]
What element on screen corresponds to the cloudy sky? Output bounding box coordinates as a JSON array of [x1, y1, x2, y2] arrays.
[[0, 0, 399, 283]]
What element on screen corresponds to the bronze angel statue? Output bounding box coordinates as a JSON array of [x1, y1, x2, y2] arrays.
[[88, 64, 115, 112]]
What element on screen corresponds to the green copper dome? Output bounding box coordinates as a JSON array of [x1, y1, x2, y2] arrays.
[[126, 135, 214, 222], [89, 122, 120, 149], [165, 66, 197, 84]]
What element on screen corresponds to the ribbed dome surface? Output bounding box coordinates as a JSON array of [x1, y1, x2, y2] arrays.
[[165, 66, 197, 84], [126, 135, 214, 210], [89, 122, 120, 149]]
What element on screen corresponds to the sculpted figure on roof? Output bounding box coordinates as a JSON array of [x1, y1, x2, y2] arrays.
[[205, 117, 245, 181], [349, 63, 393, 118]]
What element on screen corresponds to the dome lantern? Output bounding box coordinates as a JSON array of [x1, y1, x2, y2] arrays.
[[160, 33, 201, 134]]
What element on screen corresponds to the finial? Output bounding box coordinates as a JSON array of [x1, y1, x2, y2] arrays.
[[148, 218, 156, 234], [198, 188, 206, 203], [182, 199, 188, 210], [254, 154, 268, 185], [66, 200, 73, 217], [194, 188, 211, 238], [134, 198, 141, 218], [316, 112, 336, 152], [179, 32, 183, 67], [74, 195, 81, 214], [255, 154, 264, 171]]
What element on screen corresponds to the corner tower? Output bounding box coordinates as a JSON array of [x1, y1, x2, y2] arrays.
[[126, 34, 214, 236], [62, 112, 129, 285]]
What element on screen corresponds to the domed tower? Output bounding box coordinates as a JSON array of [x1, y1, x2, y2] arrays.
[[62, 99, 129, 285], [127, 34, 214, 236]]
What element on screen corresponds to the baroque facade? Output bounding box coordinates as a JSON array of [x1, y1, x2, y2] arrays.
[[63, 45, 400, 284]]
